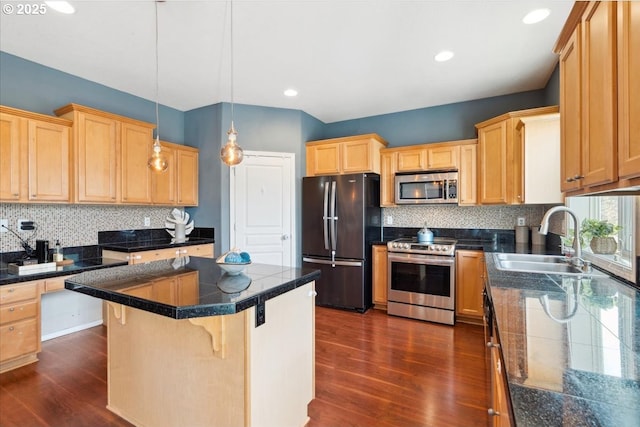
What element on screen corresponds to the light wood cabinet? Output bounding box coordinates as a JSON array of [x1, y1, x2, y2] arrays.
[[0, 106, 71, 203], [380, 152, 396, 207], [103, 243, 214, 265], [55, 103, 156, 204], [554, 1, 640, 195], [306, 133, 387, 176], [458, 144, 477, 206], [372, 245, 388, 310], [151, 141, 199, 206], [475, 106, 559, 205], [489, 344, 512, 427], [121, 271, 199, 306], [0, 280, 42, 373], [455, 250, 484, 324], [380, 139, 477, 206]]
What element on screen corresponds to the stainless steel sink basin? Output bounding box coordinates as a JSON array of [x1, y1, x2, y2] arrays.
[[494, 253, 567, 264], [492, 253, 606, 277]]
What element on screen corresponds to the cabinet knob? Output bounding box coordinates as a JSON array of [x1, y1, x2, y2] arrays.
[[8, 288, 15, 293], [486, 341, 500, 349], [566, 176, 574, 182], [573, 174, 584, 180], [8, 326, 15, 331], [488, 409, 501, 416], [9, 307, 15, 312]]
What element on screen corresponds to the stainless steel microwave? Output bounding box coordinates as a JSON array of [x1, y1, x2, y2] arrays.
[[394, 171, 458, 204]]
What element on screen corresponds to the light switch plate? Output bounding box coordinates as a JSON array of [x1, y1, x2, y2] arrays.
[[144, 217, 151, 227], [517, 217, 526, 226]]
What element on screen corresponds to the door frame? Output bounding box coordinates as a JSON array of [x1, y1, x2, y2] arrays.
[[229, 150, 297, 267]]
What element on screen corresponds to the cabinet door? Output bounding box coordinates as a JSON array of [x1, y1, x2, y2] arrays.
[[306, 143, 340, 176], [396, 148, 427, 172], [27, 119, 70, 202], [76, 112, 118, 202], [372, 245, 388, 309], [490, 346, 511, 427], [342, 139, 373, 173], [617, 1, 640, 179], [176, 148, 199, 206], [559, 25, 583, 192], [120, 122, 153, 204], [0, 113, 22, 201], [581, 1, 617, 188], [0, 319, 39, 363], [455, 250, 484, 322], [152, 277, 177, 305], [380, 152, 396, 207], [427, 145, 459, 170], [458, 144, 477, 206], [478, 121, 508, 204], [151, 143, 177, 205], [176, 272, 200, 305]]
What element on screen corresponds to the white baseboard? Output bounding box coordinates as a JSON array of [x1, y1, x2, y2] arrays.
[[41, 319, 104, 342]]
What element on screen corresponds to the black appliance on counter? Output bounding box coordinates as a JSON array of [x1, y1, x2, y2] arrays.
[[302, 173, 381, 312]]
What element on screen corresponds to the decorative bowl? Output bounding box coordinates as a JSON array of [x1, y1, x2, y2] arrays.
[[216, 253, 251, 276]]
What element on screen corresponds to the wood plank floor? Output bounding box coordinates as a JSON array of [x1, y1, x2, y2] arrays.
[[0, 307, 488, 427]]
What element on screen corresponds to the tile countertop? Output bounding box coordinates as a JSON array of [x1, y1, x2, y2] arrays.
[[65, 257, 321, 319], [0, 257, 128, 286], [484, 253, 640, 427]]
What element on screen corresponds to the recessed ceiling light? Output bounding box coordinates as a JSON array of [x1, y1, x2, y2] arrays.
[[522, 8, 550, 24], [284, 88, 298, 97], [434, 51, 454, 62], [45, 1, 75, 14]]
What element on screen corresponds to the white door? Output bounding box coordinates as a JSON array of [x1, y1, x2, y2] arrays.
[[230, 151, 296, 267]]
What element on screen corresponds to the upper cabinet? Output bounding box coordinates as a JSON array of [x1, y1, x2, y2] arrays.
[[306, 134, 387, 176], [554, 1, 640, 195], [152, 141, 199, 206], [54, 103, 199, 206], [475, 106, 559, 205], [0, 106, 71, 203], [380, 139, 476, 207]]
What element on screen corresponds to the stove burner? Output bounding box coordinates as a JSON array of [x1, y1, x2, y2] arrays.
[[387, 237, 457, 256]]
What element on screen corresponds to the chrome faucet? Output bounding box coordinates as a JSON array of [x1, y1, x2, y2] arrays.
[[539, 206, 582, 265]]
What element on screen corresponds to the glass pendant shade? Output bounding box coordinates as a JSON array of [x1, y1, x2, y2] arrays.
[[148, 137, 169, 172], [220, 121, 243, 166]]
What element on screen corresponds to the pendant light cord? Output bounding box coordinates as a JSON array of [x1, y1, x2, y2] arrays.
[[154, 0, 160, 142], [230, 0, 234, 122]]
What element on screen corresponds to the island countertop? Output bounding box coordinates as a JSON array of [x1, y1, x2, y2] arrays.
[[65, 256, 321, 320], [484, 253, 639, 426]]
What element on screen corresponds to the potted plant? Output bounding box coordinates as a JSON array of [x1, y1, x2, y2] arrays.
[[580, 219, 621, 255]]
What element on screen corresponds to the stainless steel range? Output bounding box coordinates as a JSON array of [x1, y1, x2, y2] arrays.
[[386, 237, 457, 325]]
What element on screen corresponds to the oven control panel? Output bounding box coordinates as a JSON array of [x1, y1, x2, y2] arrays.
[[387, 238, 456, 256]]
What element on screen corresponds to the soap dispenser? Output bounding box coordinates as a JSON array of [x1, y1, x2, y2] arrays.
[[417, 223, 434, 243], [53, 240, 63, 262]]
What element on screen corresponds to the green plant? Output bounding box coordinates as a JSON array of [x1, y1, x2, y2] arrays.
[[580, 219, 621, 241]]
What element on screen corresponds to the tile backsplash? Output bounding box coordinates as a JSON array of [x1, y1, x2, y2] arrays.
[[383, 204, 561, 231], [0, 204, 175, 252]]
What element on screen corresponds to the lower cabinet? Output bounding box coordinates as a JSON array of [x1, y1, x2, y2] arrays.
[[489, 344, 512, 427], [121, 271, 199, 306], [372, 245, 388, 309], [455, 250, 484, 324], [103, 243, 214, 264], [0, 281, 41, 373]]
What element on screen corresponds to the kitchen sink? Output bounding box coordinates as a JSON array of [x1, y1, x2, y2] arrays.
[[493, 253, 606, 277]]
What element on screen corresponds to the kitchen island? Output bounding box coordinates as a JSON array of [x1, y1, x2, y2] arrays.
[[65, 257, 320, 427], [484, 253, 639, 426]]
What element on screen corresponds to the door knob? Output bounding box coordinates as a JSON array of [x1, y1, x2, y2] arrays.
[[282, 234, 290, 240]]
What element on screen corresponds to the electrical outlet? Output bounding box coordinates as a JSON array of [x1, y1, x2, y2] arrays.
[[144, 217, 151, 227], [517, 217, 526, 226], [18, 219, 34, 231], [0, 219, 8, 232], [386, 215, 393, 225]]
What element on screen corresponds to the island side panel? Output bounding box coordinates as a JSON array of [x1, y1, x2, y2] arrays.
[[106, 304, 246, 427], [245, 281, 316, 427]]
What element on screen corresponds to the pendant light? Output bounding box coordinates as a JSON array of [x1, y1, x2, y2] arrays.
[[220, 0, 244, 166], [148, 0, 169, 173]]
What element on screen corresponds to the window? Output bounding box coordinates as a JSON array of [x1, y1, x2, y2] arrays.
[[566, 195, 638, 283]]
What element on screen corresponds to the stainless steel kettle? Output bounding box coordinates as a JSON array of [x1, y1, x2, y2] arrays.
[[417, 223, 434, 243]]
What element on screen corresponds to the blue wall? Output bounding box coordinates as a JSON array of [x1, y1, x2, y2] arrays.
[[1, 50, 559, 260], [0, 52, 184, 143]]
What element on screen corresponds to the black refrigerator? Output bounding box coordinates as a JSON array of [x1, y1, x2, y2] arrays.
[[302, 173, 381, 312]]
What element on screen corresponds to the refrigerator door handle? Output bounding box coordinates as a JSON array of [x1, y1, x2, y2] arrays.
[[303, 257, 363, 267], [329, 180, 338, 266], [322, 182, 330, 250]]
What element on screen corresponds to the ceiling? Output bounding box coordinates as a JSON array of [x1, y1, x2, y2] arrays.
[[0, 0, 574, 123]]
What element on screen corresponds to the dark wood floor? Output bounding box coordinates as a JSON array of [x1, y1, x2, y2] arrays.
[[0, 307, 488, 427]]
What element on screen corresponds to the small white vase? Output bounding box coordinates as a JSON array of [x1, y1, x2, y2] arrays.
[[174, 223, 186, 242]]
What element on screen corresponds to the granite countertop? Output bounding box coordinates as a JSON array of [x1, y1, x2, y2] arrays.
[[484, 253, 639, 426], [0, 257, 128, 286], [65, 257, 321, 320]]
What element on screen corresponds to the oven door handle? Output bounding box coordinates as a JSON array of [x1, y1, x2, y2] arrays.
[[387, 253, 455, 266]]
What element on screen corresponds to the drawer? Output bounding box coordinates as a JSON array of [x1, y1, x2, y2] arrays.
[[185, 244, 214, 258], [0, 318, 39, 362], [0, 301, 38, 325], [0, 282, 40, 305]]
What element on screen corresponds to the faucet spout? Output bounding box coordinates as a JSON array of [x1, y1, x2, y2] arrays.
[[539, 206, 581, 260]]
